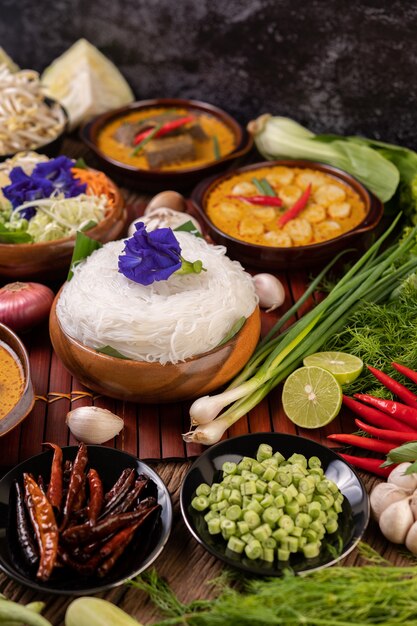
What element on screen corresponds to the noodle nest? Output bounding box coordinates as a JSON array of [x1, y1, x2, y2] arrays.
[[57, 232, 258, 364]]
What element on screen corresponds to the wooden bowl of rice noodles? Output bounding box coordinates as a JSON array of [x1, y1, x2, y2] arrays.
[[50, 231, 261, 402]]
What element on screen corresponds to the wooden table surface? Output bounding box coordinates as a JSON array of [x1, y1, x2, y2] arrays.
[[0, 136, 409, 625]]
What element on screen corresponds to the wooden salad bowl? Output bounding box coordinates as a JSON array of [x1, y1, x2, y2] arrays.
[[49, 296, 261, 403], [0, 173, 127, 282], [0, 323, 35, 437]]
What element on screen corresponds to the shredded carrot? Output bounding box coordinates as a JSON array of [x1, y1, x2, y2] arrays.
[[71, 168, 117, 208]]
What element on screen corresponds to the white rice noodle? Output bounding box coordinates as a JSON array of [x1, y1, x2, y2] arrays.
[[57, 232, 258, 364]]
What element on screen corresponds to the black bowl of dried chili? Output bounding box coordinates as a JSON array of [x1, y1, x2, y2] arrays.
[[0, 445, 172, 594]]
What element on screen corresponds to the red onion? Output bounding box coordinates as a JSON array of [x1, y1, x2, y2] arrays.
[[0, 282, 55, 332]]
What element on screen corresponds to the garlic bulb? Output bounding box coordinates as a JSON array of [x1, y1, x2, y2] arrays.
[[128, 207, 202, 237], [370, 463, 417, 553], [66, 406, 124, 444]]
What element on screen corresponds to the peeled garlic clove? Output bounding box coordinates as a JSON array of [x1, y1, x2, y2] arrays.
[[370, 482, 412, 522], [379, 496, 413, 544], [387, 463, 417, 490], [66, 406, 124, 444]]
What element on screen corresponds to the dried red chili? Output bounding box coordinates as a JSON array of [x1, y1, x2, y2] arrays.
[[14, 479, 38, 568], [87, 468, 104, 525], [100, 468, 136, 517], [278, 183, 312, 227], [43, 442, 63, 511], [60, 442, 88, 531], [23, 473, 58, 581]]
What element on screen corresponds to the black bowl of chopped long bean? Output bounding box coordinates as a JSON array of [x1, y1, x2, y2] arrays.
[[0, 444, 172, 594], [180, 432, 369, 576]]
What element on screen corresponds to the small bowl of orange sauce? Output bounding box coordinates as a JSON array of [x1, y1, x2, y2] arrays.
[[0, 323, 34, 436]]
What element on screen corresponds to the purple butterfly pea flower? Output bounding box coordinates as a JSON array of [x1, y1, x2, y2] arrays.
[[118, 222, 182, 285]]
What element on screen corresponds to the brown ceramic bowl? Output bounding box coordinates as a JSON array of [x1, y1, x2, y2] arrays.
[[0, 323, 34, 436], [190, 160, 384, 270], [49, 293, 261, 403], [0, 172, 127, 281], [80, 98, 254, 192]]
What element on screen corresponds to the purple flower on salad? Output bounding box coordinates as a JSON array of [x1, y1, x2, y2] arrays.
[[118, 222, 205, 286], [2, 156, 87, 215], [33, 156, 86, 197]]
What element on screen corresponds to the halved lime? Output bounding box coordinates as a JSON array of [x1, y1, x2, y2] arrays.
[[282, 366, 342, 429], [303, 351, 363, 386]]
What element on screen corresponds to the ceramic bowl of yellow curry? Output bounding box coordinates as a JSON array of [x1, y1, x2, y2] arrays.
[[80, 98, 253, 191], [191, 160, 384, 270], [0, 323, 34, 436]]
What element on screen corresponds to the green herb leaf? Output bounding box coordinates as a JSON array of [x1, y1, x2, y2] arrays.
[[96, 345, 131, 359], [174, 220, 202, 238], [212, 135, 220, 160], [131, 123, 162, 156], [0, 229, 33, 243], [80, 219, 97, 232], [259, 177, 277, 197], [67, 231, 103, 281], [74, 157, 88, 169], [217, 317, 246, 347], [405, 460, 417, 475], [382, 441, 417, 468]]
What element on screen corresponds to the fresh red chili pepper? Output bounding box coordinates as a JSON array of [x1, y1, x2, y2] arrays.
[[23, 473, 58, 581], [43, 442, 63, 511], [15, 479, 39, 568], [278, 183, 312, 227], [338, 453, 393, 477], [133, 115, 195, 146], [342, 395, 414, 432], [367, 365, 417, 407], [61, 497, 158, 546], [355, 418, 417, 443], [327, 433, 397, 454], [391, 362, 417, 386], [60, 442, 88, 531], [227, 195, 283, 207], [354, 393, 417, 429], [87, 468, 103, 525]]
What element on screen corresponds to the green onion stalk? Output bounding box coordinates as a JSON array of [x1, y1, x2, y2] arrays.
[[183, 216, 417, 445]]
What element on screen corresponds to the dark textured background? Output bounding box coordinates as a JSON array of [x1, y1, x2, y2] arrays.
[[1, 0, 417, 145]]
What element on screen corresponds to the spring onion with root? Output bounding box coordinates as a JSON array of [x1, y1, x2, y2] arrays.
[[184, 215, 417, 444]]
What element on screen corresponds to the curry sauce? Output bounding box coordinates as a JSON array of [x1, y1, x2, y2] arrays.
[[0, 341, 24, 419], [205, 166, 367, 247]]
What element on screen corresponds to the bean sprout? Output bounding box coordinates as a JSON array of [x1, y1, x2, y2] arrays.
[[0, 65, 66, 156]]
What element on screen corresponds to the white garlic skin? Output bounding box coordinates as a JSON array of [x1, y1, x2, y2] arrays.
[[66, 406, 124, 444], [379, 497, 413, 544], [252, 273, 286, 313], [370, 482, 412, 522], [406, 519, 417, 554], [387, 463, 417, 491]]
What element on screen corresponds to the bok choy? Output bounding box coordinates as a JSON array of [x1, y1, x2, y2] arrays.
[[248, 115, 400, 203]]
